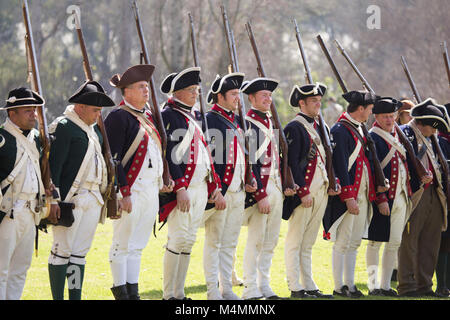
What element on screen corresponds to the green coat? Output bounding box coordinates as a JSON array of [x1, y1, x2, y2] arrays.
[[0, 127, 41, 187], [49, 118, 103, 201]]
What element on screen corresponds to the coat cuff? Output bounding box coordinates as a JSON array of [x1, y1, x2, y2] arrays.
[[339, 185, 356, 202], [375, 193, 388, 205], [173, 177, 189, 193], [253, 187, 268, 202], [296, 185, 311, 198], [120, 185, 132, 198]]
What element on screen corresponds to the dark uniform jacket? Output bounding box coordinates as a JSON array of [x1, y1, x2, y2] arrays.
[[366, 123, 412, 241], [323, 113, 376, 240], [104, 102, 161, 199], [244, 108, 282, 209], [159, 98, 220, 221], [204, 104, 245, 210], [49, 118, 103, 201], [282, 113, 326, 220]]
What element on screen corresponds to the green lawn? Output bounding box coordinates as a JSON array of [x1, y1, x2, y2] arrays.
[[22, 218, 441, 300]]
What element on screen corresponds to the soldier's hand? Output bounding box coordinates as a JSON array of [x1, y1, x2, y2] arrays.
[[421, 172, 433, 185], [328, 183, 342, 196], [245, 179, 258, 193], [257, 196, 271, 214], [176, 188, 190, 213], [48, 203, 60, 225], [377, 201, 390, 216], [214, 191, 227, 211], [301, 194, 313, 208], [283, 186, 297, 197], [345, 198, 359, 215], [118, 196, 132, 214], [160, 179, 175, 193]]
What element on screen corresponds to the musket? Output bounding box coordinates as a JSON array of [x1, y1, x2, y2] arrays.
[[333, 40, 429, 182], [220, 5, 253, 186], [244, 21, 295, 191], [22, 0, 52, 202], [187, 12, 211, 143], [293, 19, 337, 192], [400, 55, 450, 208], [132, 0, 170, 186], [72, 9, 119, 218], [315, 36, 389, 190], [441, 41, 450, 88]]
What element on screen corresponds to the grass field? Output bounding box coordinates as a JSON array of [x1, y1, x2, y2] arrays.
[[22, 217, 443, 300]]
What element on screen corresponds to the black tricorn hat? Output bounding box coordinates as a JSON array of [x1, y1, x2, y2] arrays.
[[372, 97, 402, 114], [411, 98, 450, 133], [241, 77, 279, 95], [289, 83, 327, 107], [68, 80, 115, 107], [109, 64, 155, 89], [160, 67, 201, 94], [3, 87, 44, 109], [342, 90, 379, 106], [207, 72, 245, 104]]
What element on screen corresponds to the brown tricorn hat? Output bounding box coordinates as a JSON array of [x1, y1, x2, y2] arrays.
[[109, 64, 155, 89]]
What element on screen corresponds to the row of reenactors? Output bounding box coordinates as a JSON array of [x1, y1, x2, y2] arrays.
[[1, 63, 449, 300]]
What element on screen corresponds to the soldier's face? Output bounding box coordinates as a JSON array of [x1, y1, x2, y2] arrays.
[[299, 96, 322, 117], [361, 104, 374, 122], [75, 104, 102, 125], [174, 85, 199, 107], [124, 81, 149, 109], [219, 89, 240, 111], [375, 112, 397, 132], [8, 106, 37, 131], [249, 90, 272, 112]]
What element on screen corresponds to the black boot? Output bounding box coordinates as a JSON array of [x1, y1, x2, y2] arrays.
[[127, 283, 140, 300], [111, 284, 129, 300]]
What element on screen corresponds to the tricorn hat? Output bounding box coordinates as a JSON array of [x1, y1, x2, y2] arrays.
[[160, 67, 201, 95], [207, 72, 245, 104], [109, 64, 155, 89], [288, 82, 327, 107], [342, 90, 379, 106], [410, 98, 450, 133], [372, 97, 402, 114], [3, 87, 44, 109], [241, 77, 279, 95], [68, 80, 115, 107]]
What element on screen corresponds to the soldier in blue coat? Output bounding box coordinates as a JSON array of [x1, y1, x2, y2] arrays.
[[323, 90, 386, 298], [397, 98, 449, 297], [105, 64, 174, 300], [283, 83, 341, 299], [365, 97, 430, 296], [240, 78, 296, 300], [159, 66, 221, 300], [202, 72, 257, 300]]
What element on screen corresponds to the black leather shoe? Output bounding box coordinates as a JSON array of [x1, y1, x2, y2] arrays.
[[333, 285, 351, 298], [291, 290, 316, 299], [380, 288, 398, 297], [111, 285, 129, 300], [126, 283, 140, 300], [348, 286, 364, 298], [368, 289, 382, 296], [306, 290, 333, 299]]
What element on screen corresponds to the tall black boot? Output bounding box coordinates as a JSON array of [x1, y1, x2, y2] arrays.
[[111, 284, 129, 300], [127, 283, 140, 300]]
